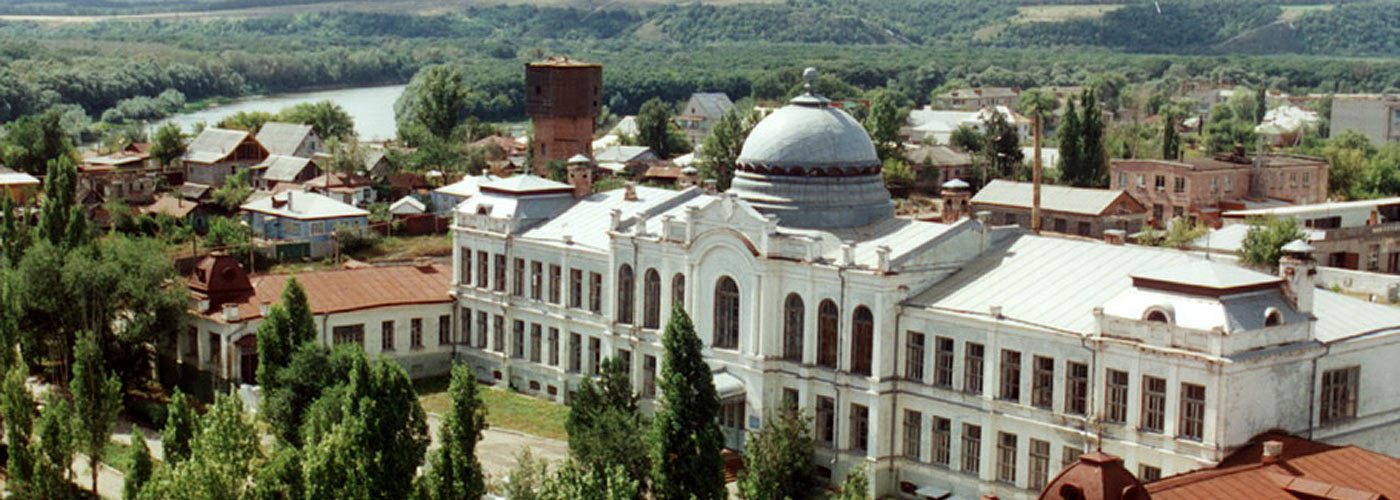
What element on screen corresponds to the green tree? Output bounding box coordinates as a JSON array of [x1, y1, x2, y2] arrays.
[[138, 393, 261, 500], [829, 467, 869, 500], [502, 448, 550, 500], [411, 65, 467, 141], [950, 125, 984, 154], [882, 158, 914, 192], [70, 329, 123, 493], [1357, 143, 1400, 199], [217, 110, 275, 133], [262, 343, 356, 447], [256, 305, 296, 389], [1254, 86, 1268, 125], [0, 194, 32, 265], [250, 444, 303, 500], [567, 356, 648, 488], [419, 363, 488, 500], [863, 89, 905, 162], [3, 365, 37, 496], [539, 462, 640, 500], [636, 98, 690, 158], [1078, 88, 1108, 187], [125, 430, 154, 500], [211, 170, 254, 212], [1057, 98, 1082, 177], [1159, 100, 1191, 161], [279, 100, 356, 140], [649, 303, 725, 500], [1160, 217, 1207, 249], [0, 110, 73, 175], [149, 122, 187, 169], [982, 109, 1022, 179], [35, 156, 88, 251], [203, 216, 251, 252], [33, 394, 74, 499], [162, 388, 198, 466], [736, 409, 814, 500], [698, 107, 759, 191], [1239, 217, 1306, 269]]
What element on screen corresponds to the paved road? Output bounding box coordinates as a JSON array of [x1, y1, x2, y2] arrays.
[[424, 412, 570, 480]]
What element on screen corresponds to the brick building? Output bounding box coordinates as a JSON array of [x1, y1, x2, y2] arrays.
[[525, 57, 602, 173], [971, 179, 1148, 237], [1109, 151, 1328, 228]]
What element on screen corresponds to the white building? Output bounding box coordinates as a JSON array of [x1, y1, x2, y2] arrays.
[[908, 106, 1032, 145], [449, 76, 1400, 499]]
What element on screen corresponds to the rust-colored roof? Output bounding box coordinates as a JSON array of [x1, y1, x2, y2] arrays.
[[1040, 451, 1151, 500], [143, 194, 201, 219], [1148, 434, 1400, 500], [644, 165, 684, 179], [196, 263, 452, 323]]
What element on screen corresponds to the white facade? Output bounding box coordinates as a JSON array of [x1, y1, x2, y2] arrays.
[[447, 89, 1400, 500]]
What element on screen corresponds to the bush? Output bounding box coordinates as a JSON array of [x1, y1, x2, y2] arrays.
[[336, 226, 381, 254], [125, 397, 168, 431]]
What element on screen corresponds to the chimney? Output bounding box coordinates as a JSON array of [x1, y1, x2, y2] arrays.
[[566, 156, 593, 199], [1279, 239, 1317, 315], [841, 242, 856, 266], [1104, 229, 1126, 245], [990, 305, 1003, 319], [609, 208, 622, 231], [259, 301, 270, 318], [875, 245, 891, 273], [222, 303, 240, 322], [1262, 440, 1284, 464], [940, 179, 971, 223], [286, 191, 294, 212], [624, 181, 639, 201], [702, 179, 718, 195]]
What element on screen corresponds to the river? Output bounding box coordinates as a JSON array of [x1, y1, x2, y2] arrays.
[[165, 84, 407, 141]]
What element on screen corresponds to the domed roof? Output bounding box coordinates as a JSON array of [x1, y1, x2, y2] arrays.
[[736, 100, 879, 172], [1039, 451, 1151, 500]]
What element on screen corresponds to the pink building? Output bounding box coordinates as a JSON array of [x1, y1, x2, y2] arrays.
[[1110, 152, 1328, 228]]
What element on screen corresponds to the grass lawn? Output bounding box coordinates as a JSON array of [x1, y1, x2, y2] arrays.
[[350, 234, 452, 262], [418, 378, 569, 441], [100, 441, 134, 475]]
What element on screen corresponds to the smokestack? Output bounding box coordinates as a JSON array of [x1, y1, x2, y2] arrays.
[[1262, 440, 1284, 464], [624, 181, 638, 201]]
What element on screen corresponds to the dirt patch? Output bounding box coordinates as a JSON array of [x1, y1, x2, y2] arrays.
[[1012, 4, 1123, 24]]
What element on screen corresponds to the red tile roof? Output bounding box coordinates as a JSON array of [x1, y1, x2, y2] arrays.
[[198, 263, 452, 323], [1147, 433, 1400, 500]]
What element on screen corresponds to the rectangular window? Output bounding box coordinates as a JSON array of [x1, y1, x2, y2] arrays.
[[931, 416, 951, 466], [459, 247, 471, 284], [1211, 176, 1218, 193], [588, 337, 601, 375], [529, 323, 542, 363], [410, 318, 423, 349], [1225, 176, 1233, 192], [208, 332, 221, 363], [381, 320, 395, 351], [185, 326, 198, 359], [1106, 369, 1129, 424], [475, 311, 488, 348], [934, 336, 954, 388], [549, 264, 561, 304], [1000, 349, 1021, 402], [905, 331, 926, 381], [1304, 172, 1312, 187], [530, 261, 542, 300], [1118, 172, 1127, 188], [438, 315, 451, 346], [816, 397, 835, 446], [903, 410, 922, 460], [1321, 366, 1360, 425], [1063, 447, 1084, 468], [617, 349, 632, 380], [1032, 356, 1054, 409], [965, 342, 984, 395], [1066, 362, 1088, 415], [569, 268, 583, 308], [1142, 376, 1167, 433], [1154, 175, 1166, 191], [720, 399, 746, 430], [493, 254, 506, 292], [588, 272, 603, 314], [996, 432, 1017, 484], [1140, 465, 1162, 482], [548, 328, 560, 366], [643, 355, 657, 398], [781, 388, 799, 410], [962, 424, 981, 474], [476, 251, 488, 288], [849, 404, 869, 453], [1029, 439, 1051, 491], [512, 258, 525, 296], [332, 324, 364, 347], [511, 320, 525, 359], [492, 315, 504, 353], [1136, 174, 1146, 188], [1180, 383, 1206, 441], [1173, 176, 1186, 193], [569, 332, 582, 373]]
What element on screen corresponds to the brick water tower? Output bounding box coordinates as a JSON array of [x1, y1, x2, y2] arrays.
[[526, 57, 602, 173]]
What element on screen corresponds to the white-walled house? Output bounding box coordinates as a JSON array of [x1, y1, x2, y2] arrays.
[[182, 254, 460, 386], [448, 79, 1400, 500]]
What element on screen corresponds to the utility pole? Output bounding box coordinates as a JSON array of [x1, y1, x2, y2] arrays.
[[1032, 113, 1043, 233]]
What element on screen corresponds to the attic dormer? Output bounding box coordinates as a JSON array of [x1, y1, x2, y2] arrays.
[[1098, 261, 1312, 357]]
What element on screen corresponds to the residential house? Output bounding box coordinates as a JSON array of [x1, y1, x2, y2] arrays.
[[241, 190, 370, 259], [593, 145, 661, 176], [180, 253, 457, 386], [675, 92, 735, 147], [80, 142, 161, 204], [0, 166, 39, 204], [1110, 151, 1329, 228], [469, 134, 527, 160], [183, 128, 269, 187], [363, 148, 393, 179], [253, 155, 321, 190], [431, 175, 497, 215], [303, 172, 375, 207], [934, 87, 1020, 110], [386, 172, 431, 201], [1331, 95, 1400, 144], [970, 179, 1148, 237], [905, 144, 973, 193], [255, 122, 321, 158], [906, 106, 1032, 144], [1220, 197, 1400, 272], [390, 196, 426, 216], [1255, 105, 1321, 147], [143, 193, 212, 232]]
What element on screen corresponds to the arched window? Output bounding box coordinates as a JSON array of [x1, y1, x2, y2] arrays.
[[617, 265, 634, 324], [817, 300, 839, 368], [643, 268, 662, 329], [713, 277, 740, 350], [671, 273, 685, 307], [1264, 309, 1283, 327], [851, 306, 874, 376], [1145, 309, 1170, 323], [782, 293, 804, 362]]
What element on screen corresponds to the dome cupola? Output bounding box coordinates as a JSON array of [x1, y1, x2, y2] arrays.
[[729, 68, 893, 229]]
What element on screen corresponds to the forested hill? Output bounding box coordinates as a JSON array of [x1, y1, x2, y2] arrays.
[[3, 0, 1400, 56]]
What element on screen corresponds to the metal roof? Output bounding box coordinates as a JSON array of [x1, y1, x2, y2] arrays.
[[971, 179, 1140, 216], [185, 128, 255, 164], [905, 145, 972, 166], [594, 145, 656, 163], [518, 185, 706, 252], [1132, 261, 1282, 290], [737, 99, 878, 170], [240, 190, 368, 220], [204, 264, 452, 323], [257, 155, 318, 182], [1224, 197, 1400, 218], [1147, 437, 1400, 500], [254, 122, 315, 157], [479, 174, 571, 194], [684, 92, 734, 120]]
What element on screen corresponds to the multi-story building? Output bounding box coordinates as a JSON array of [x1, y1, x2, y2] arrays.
[[1331, 95, 1400, 145], [970, 179, 1148, 237], [183, 128, 269, 187], [934, 87, 1021, 111], [1221, 197, 1400, 272], [1109, 152, 1329, 228], [675, 92, 735, 148], [449, 76, 1400, 500], [526, 57, 602, 172]]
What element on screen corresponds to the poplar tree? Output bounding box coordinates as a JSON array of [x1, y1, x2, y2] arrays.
[[1080, 88, 1107, 187], [649, 303, 725, 500], [161, 387, 197, 464], [71, 329, 123, 493], [863, 89, 904, 162], [138, 393, 262, 500], [3, 365, 37, 496], [420, 363, 487, 500], [280, 277, 317, 346], [567, 356, 648, 486], [698, 108, 759, 191], [34, 395, 74, 497], [125, 430, 153, 500], [1057, 99, 1082, 182], [35, 156, 88, 251]]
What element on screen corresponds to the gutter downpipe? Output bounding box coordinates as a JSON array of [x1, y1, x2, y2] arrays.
[[1307, 339, 1330, 440], [888, 294, 903, 496], [829, 264, 849, 475]]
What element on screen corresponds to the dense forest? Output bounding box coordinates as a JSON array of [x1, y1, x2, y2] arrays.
[[2, 1, 1400, 127]]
